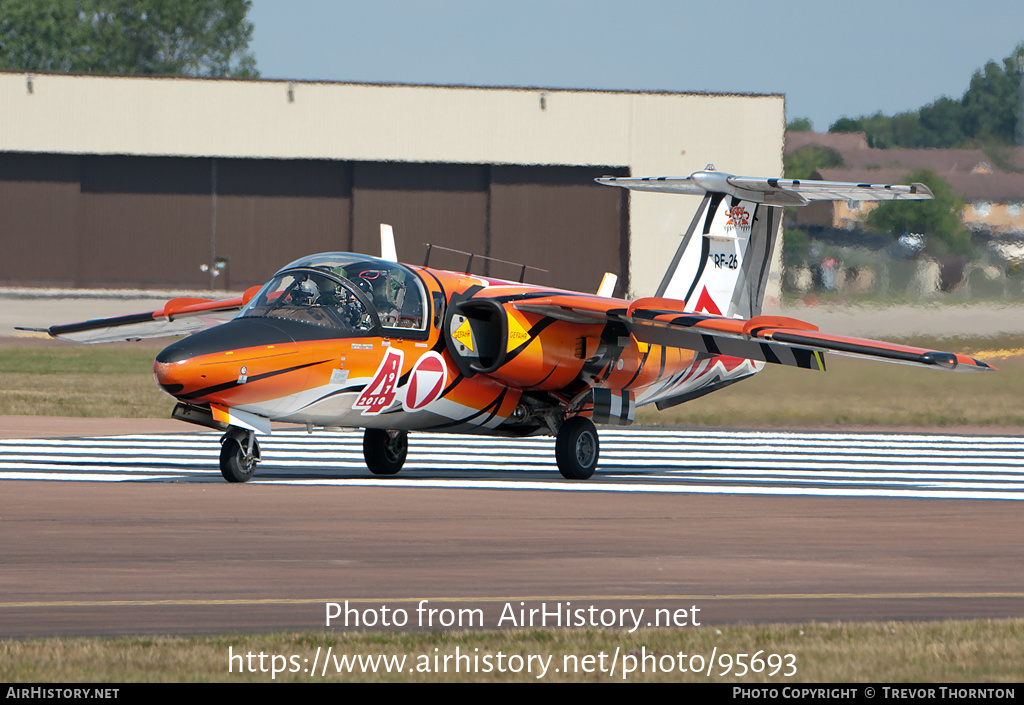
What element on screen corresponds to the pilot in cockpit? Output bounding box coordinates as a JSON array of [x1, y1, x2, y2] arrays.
[[292, 273, 319, 305], [355, 269, 402, 327]]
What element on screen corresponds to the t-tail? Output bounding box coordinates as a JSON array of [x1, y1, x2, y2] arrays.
[[597, 165, 933, 318]]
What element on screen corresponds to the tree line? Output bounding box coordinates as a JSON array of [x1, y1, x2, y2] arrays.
[[0, 0, 257, 78], [827, 44, 1024, 149]]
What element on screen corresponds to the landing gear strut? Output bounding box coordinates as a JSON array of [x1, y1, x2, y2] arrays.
[[219, 427, 261, 483], [363, 428, 408, 475], [555, 416, 599, 480]]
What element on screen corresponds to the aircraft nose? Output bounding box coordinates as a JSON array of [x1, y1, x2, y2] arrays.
[[153, 357, 190, 396], [153, 318, 301, 398]]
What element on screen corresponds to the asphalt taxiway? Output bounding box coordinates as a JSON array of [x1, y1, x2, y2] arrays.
[[1, 419, 1021, 638]]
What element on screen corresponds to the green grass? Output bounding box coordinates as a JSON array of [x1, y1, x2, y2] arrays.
[[0, 342, 172, 418], [2, 620, 1021, 682], [643, 356, 1024, 428], [640, 335, 1024, 428]]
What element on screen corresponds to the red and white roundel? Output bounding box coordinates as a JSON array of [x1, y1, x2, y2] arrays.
[[403, 352, 448, 412]]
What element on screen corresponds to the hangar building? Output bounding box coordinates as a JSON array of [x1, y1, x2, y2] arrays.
[[0, 72, 783, 297]]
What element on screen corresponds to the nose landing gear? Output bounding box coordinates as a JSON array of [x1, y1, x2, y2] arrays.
[[220, 427, 261, 482]]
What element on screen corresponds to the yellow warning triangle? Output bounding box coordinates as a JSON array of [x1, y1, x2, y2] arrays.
[[453, 319, 474, 351], [506, 311, 532, 352]]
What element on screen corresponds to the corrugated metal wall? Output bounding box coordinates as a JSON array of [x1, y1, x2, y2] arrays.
[[79, 156, 211, 288], [0, 154, 80, 287], [216, 159, 353, 289], [489, 166, 627, 291], [0, 153, 627, 294], [350, 162, 490, 270]]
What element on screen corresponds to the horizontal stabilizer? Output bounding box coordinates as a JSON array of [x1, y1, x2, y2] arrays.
[[597, 168, 934, 206]]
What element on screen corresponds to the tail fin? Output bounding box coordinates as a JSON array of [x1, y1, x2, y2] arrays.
[[597, 166, 932, 318], [654, 192, 779, 318]]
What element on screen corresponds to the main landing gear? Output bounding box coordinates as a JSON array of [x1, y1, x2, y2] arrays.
[[363, 428, 409, 475], [555, 416, 599, 480], [361, 422, 596, 480], [219, 427, 261, 483], [215, 422, 594, 482]]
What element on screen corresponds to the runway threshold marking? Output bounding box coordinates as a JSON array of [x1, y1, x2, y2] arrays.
[[4, 593, 1024, 609], [1, 430, 1023, 500]]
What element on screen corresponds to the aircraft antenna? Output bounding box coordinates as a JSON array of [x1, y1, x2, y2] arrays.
[[422, 244, 547, 282]]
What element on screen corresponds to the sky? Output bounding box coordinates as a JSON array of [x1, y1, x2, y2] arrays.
[[249, 0, 1024, 133]]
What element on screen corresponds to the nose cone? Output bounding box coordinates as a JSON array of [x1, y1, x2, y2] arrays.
[[153, 358, 188, 396], [153, 318, 302, 399]]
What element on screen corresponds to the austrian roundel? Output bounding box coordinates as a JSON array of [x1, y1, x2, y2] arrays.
[[403, 352, 448, 411]]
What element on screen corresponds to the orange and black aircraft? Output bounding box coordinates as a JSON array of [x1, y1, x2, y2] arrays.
[[25, 167, 993, 482]]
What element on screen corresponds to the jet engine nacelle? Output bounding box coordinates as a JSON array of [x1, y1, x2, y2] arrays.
[[445, 298, 601, 391]]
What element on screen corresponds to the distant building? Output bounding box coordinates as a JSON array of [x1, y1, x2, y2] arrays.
[[786, 131, 1024, 238]]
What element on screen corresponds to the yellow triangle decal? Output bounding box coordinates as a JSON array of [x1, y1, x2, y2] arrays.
[[453, 319, 474, 352], [506, 311, 532, 352]]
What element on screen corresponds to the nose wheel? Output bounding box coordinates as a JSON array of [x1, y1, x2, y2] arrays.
[[220, 428, 261, 482], [555, 416, 599, 480], [363, 428, 409, 475]]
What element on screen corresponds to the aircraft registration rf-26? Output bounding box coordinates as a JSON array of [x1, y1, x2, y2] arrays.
[[23, 166, 994, 482]]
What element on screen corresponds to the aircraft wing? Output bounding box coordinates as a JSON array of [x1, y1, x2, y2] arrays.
[[623, 298, 993, 372], [513, 295, 993, 372], [18, 290, 257, 343]]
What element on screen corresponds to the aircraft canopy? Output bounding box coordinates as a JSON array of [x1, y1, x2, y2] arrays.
[[239, 253, 428, 334]]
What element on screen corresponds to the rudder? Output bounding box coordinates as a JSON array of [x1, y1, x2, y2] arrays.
[[656, 193, 781, 319]]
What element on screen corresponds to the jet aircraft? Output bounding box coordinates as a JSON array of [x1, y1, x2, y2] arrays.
[[25, 167, 993, 482]]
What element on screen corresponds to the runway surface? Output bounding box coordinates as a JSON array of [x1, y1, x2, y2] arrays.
[[2, 428, 1024, 500], [2, 427, 1022, 637]]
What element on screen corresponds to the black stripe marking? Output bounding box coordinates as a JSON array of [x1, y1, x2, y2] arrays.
[[503, 317, 557, 362], [622, 347, 651, 391], [430, 387, 509, 430], [178, 360, 330, 401], [760, 343, 781, 365]]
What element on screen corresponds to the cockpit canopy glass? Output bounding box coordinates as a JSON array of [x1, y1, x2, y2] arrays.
[[239, 253, 428, 335]]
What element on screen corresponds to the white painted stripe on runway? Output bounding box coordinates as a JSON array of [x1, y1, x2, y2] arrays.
[[0, 431, 1020, 456], [28, 439, 1019, 455], [0, 429, 1022, 500], [4, 450, 1021, 477], [0, 472, 192, 482]]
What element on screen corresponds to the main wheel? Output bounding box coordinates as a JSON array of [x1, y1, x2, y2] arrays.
[[555, 416, 599, 480], [363, 428, 408, 475], [219, 435, 260, 483]]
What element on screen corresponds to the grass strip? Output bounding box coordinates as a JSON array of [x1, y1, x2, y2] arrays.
[[2, 620, 1021, 682]]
